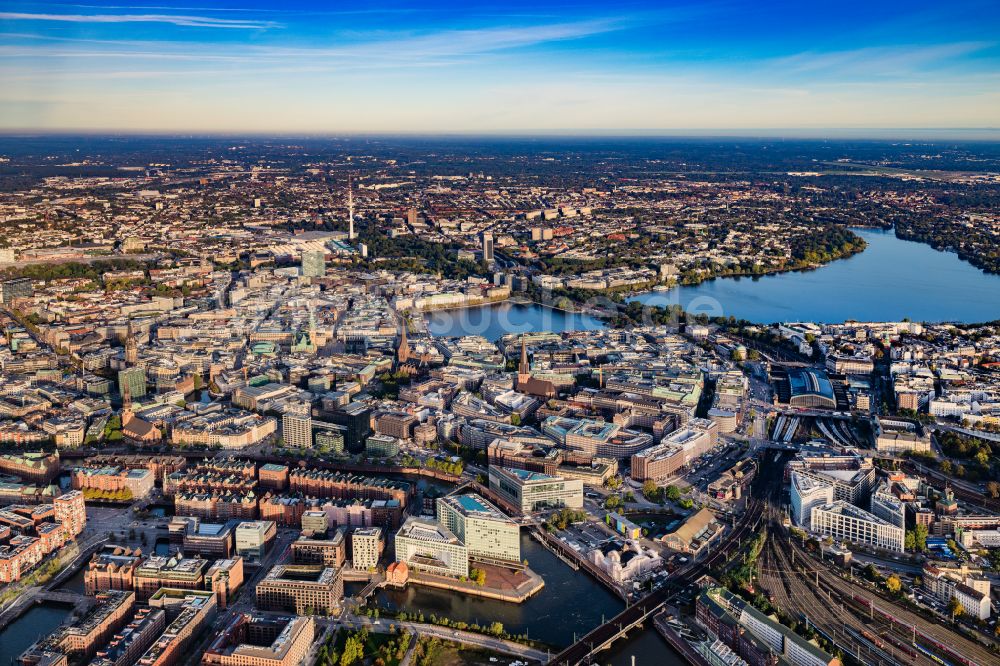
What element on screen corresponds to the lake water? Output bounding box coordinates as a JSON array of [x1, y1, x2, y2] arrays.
[[631, 228, 1000, 324], [426, 230, 1000, 333], [425, 301, 605, 340]]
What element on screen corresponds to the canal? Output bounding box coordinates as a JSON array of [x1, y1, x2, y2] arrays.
[[0, 603, 73, 665], [601, 627, 686, 665], [362, 531, 625, 649]]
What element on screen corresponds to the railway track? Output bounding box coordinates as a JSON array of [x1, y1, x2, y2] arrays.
[[797, 543, 997, 666], [759, 512, 996, 666], [757, 525, 914, 666]]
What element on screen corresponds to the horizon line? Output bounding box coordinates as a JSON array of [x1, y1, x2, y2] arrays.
[[2, 127, 1000, 141]]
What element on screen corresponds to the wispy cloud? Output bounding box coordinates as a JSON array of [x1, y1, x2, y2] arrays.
[[57, 4, 284, 11], [292, 19, 628, 59], [0, 16, 625, 67], [0, 11, 279, 29], [770, 42, 995, 78], [58, 4, 418, 16]]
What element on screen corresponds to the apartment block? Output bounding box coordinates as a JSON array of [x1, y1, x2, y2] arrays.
[[85, 545, 143, 595], [139, 590, 217, 666], [630, 418, 717, 481], [234, 521, 275, 562], [790, 472, 834, 530], [202, 615, 315, 666], [291, 528, 345, 568], [133, 556, 209, 601], [351, 527, 383, 571]]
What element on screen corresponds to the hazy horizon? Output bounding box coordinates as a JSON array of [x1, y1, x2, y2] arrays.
[[3, 128, 1000, 142]]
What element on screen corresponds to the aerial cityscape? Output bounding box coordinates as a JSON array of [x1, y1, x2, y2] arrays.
[[2, 2, 1000, 666]]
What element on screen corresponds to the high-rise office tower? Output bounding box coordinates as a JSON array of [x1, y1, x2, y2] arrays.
[[118, 366, 147, 399], [481, 232, 494, 263], [0, 277, 33, 304], [301, 250, 325, 278]]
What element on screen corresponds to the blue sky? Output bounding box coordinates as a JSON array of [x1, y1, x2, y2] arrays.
[[1, 0, 999, 132]]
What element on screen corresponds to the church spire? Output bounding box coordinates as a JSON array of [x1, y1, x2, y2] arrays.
[[124, 322, 138, 365], [397, 322, 411, 365], [517, 336, 531, 388]]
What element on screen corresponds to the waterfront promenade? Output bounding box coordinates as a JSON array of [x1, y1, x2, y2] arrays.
[[329, 613, 550, 663]]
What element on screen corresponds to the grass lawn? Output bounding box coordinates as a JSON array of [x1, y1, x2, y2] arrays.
[[412, 637, 539, 666]]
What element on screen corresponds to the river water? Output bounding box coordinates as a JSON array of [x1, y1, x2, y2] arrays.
[[427, 230, 1000, 335]]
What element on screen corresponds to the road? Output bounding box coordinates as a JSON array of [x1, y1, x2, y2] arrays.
[[180, 529, 298, 666]]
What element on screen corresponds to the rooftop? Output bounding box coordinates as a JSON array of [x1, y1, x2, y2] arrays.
[[396, 516, 462, 545], [440, 493, 514, 523], [787, 368, 835, 400], [498, 466, 560, 483]]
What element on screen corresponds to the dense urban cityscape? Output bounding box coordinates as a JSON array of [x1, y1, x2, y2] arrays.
[[0, 133, 995, 666]]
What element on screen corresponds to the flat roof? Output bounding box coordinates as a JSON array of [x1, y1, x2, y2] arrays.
[[502, 467, 560, 483], [441, 493, 514, 523]]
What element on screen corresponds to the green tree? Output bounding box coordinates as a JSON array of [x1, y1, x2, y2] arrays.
[[665, 485, 682, 502], [642, 479, 659, 500], [339, 634, 364, 666], [914, 523, 928, 552]]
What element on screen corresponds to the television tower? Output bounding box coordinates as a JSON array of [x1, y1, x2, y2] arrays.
[[347, 176, 355, 240]]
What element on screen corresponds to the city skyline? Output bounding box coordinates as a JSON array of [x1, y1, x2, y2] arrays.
[[2, 0, 1000, 133]]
